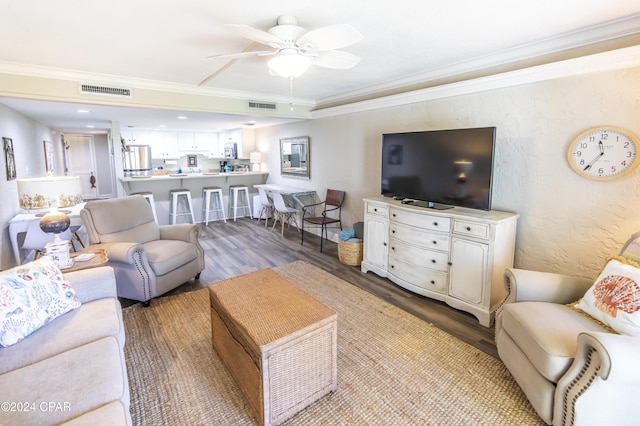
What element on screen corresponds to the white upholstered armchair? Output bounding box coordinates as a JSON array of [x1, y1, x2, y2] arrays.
[[495, 234, 640, 425], [80, 195, 204, 305]]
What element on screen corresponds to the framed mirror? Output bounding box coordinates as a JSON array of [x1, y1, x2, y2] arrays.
[[280, 136, 310, 179]]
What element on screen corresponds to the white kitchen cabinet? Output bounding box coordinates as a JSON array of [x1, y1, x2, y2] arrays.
[[146, 131, 179, 159], [177, 132, 217, 153], [121, 130, 150, 146], [361, 197, 518, 326]]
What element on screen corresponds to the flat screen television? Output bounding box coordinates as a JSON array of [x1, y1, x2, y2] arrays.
[[381, 127, 496, 211]]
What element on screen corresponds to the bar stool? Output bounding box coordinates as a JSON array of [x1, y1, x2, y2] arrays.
[[202, 186, 226, 225], [228, 185, 252, 221], [169, 188, 195, 224], [130, 191, 158, 224]]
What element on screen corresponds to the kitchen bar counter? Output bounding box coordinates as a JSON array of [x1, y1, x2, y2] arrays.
[[119, 171, 268, 225]]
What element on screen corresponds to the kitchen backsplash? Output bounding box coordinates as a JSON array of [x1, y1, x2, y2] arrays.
[[152, 154, 251, 173]]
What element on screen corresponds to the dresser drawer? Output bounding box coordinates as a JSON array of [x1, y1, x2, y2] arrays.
[[390, 207, 450, 232], [389, 237, 449, 272], [452, 220, 490, 239], [389, 223, 450, 252], [388, 255, 448, 294], [366, 203, 388, 217]]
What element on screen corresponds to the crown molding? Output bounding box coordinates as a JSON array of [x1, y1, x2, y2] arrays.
[[0, 61, 317, 108], [311, 45, 640, 119], [316, 13, 640, 107]]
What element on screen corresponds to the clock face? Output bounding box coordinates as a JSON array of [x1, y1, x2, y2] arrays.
[[568, 127, 639, 180]]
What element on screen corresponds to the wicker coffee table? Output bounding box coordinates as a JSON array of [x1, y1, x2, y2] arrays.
[[208, 269, 337, 426]]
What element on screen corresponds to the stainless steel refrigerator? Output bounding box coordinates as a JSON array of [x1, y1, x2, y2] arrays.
[[123, 145, 152, 177]]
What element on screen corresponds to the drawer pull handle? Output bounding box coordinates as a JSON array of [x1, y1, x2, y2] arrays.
[[448, 262, 452, 266], [391, 246, 395, 251], [392, 230, 396, 234], [466, 226, 471, 231], [432, 240, 437, 245], [431, 259, 436, 264], [383, 242, 387, 246], [433, 222, 438, 226], [430, 280, 435, 284], [390, 265, 395, 269], [374, 208, 377, 212]]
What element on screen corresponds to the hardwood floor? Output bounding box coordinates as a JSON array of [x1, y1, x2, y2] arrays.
[[122, 217, 499, 359]]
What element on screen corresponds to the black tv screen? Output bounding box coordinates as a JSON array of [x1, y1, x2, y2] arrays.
[[381, 127, 496, 211]]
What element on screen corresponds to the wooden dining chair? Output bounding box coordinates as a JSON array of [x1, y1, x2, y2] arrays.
[[301, 189, 346, 252]]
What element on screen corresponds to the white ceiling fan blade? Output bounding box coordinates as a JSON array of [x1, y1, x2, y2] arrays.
[[298, 24, 362, 51], [207, 50, 275, 60], [313, 50, 361, 69], [225, 24, 284, 48]]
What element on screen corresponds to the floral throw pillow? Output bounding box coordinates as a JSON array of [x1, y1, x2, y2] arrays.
[[0, 257, 81, 347], [577, 258, 640, 336]]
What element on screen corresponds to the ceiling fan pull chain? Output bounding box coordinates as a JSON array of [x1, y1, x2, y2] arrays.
[[289, 77, 295, 111]]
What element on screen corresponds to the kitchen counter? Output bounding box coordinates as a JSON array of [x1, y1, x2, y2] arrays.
[[119, 171, 269, 225], [120, 171, 267, 182]]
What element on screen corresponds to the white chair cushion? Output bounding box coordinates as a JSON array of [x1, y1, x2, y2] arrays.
[[500, 302, 609, 382]]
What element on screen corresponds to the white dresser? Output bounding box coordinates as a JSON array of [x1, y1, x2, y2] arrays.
[[361, 197, 518, 327]]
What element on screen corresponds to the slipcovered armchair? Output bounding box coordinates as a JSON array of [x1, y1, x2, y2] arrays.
[[495, 235, 640, 425], [80, 195, 204, 305]]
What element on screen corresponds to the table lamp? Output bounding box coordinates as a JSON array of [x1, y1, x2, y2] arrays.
[[17, 176, 83, 267], [250, 152, 262, 172]]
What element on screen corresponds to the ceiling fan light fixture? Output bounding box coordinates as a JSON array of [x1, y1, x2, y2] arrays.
[[267, 50, 312, 78]]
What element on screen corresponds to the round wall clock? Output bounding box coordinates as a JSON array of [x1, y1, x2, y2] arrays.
[[567, 126, 639, 180]]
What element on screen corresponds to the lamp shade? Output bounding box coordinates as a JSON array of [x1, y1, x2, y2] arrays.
[[17, 176, 83, 210]]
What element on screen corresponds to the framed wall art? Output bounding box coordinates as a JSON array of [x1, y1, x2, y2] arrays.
[[3, 137, 16, 181]]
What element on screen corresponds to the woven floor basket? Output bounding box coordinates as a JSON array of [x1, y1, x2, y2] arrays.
[[338, 241, 363, 266]]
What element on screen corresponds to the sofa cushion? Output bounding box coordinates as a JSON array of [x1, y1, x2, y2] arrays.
[[143, 239, 198, 276], [0, 258, 80, 347], [0, 336, 129, 426], [500, 302, 609, 382], [577, 258, 640, 336], [0, 297, 124, 374], [83, 196, 160, 244]]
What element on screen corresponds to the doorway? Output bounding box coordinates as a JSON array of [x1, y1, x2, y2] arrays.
[[63, 134, 115, 200]]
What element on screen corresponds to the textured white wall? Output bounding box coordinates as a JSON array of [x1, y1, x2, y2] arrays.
[[257, 66, 640, 280], [0, 104, 54, 268]]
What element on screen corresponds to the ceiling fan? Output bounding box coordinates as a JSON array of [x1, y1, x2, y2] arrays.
[[200, 15, 362, 85]]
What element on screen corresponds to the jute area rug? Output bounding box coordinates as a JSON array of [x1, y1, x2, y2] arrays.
[[123, 260, 542, 425]]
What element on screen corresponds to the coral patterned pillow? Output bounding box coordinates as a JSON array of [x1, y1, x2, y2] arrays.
[[0, 257, 81, 347], [577, 258, 640, 336]]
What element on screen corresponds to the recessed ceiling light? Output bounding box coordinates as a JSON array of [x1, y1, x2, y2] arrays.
[[177, 115, 188, 120], [159, 124, 166, 128], [86, 125, 95, 128], [77, 109, 90, 113]]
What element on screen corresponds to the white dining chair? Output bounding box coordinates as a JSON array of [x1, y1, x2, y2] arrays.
[[257, 187, 274, 228], [271, 192, 300, 236]]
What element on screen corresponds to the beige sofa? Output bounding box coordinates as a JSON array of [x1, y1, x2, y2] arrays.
[[0, 266, 131, 425]]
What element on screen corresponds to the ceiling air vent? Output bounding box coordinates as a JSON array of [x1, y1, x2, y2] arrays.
[[247, 101, 277, 111], [79, 83, 132, 97]]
